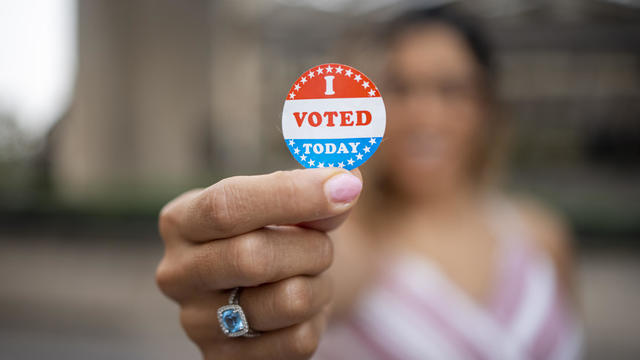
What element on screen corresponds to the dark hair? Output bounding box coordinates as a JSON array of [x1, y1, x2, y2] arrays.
[[385, 5, 495, 77]]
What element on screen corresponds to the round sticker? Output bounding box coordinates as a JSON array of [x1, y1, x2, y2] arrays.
[[282, 63, 386, 170]]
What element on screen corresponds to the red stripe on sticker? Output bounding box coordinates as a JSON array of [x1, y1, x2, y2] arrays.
[[287, 63, 380, 100]]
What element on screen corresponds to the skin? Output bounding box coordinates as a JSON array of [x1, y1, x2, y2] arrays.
[[157, 24, 576, 360]]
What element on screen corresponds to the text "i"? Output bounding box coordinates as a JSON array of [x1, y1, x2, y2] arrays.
[[324, 76, 335, 95]]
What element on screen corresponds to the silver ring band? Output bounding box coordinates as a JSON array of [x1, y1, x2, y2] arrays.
[[217, 287, 261, 338]]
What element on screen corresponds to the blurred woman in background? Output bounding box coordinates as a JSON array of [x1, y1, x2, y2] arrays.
[[157, 5, 583, 360], [317, 6, 583, 359]]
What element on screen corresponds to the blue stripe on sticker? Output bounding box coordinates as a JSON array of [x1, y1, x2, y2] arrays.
[[285, 137, 382, 170]]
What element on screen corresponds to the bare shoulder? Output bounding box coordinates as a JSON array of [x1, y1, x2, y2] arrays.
[[513, 195, 573, 259], [510, 194, 576, 294]]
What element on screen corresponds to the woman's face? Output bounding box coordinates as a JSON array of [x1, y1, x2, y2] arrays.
[[382, 24, 488, 198]]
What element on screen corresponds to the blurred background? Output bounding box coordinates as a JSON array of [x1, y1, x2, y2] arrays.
[[0, 0, 639, 359]]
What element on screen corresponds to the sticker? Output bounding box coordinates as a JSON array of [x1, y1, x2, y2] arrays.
[[282, 63, 386, 170]]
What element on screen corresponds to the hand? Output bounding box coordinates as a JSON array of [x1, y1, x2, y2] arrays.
[[156, 169, 363, 359]]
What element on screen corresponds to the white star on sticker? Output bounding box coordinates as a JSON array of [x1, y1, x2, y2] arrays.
[[325, 65, 333, 73], [336, 67, 343, 74], [308, 71, 315, 78], [301, 77, 307, 84], [294, 84, 301, 91], [329, 163, 334, 167], [354, 74, 362, 82], [363, 146, 371, 153], [294, 147, 300, 154], [288, 139, 295, 146], [347, 158, 354, 166], [368, 89, 376, 97], [356, 153, 363, 160], [316, 67, 324, 75], [318, 162, 324, 168], [369, 138, 376, 145], [300, 154, 307, 161], [344, 69, 353, 77], [289, 93, 295, 99], [361, 81, 369, 88], [338, 162, 345, 168], [309, 159, 315, 166]]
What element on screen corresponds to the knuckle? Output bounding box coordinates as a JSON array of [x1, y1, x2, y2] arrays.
[[158, 189, 203, 241], [304, 230, 334, 272], [155, 257, 181, 299], [271, 170, 293, 188], [271, 170, 302, 211], [158, 201, 180, 240], [206, 179, 241, 235], [191, 246, 217, 291], [282, 277, 314, 319], [232, 233, 272, 283], [317, 232, 334, 270], [289, 322, 320, 358]]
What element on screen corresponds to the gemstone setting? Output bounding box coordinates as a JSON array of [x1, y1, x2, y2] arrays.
[[217, 304, 249, 337]]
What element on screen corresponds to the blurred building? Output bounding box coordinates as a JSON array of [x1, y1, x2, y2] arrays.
[[50, 0, 213, 200], [49, 0, 640, 233]]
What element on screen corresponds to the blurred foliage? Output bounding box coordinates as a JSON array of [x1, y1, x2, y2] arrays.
[[0, 113, 50, 207]]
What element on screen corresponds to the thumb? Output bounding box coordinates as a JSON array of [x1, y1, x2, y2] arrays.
[[298, 168, 363, 232]]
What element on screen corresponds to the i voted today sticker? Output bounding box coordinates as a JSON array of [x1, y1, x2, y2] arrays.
[[282, 63, 386, 170]]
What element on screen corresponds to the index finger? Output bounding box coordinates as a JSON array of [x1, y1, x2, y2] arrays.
[[160, 168, 362, 242]]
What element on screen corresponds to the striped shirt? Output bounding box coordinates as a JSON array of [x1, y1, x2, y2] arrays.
[[314, 201, 583, 360]]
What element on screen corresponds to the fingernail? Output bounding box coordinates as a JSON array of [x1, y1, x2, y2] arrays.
[[324, 173, 362, 204]]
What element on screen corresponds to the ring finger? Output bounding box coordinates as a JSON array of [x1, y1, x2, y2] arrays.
[[180, 274, 332, 342]]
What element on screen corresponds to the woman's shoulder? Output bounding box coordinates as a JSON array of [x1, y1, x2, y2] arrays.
[[508, 195, 572, 257], [506, 193, 576, 294]]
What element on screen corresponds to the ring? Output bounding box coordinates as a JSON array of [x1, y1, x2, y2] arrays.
[[217, 287, 260, 338]]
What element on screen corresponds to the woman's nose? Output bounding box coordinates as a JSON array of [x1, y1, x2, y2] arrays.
[[404, 90, 448, 128]]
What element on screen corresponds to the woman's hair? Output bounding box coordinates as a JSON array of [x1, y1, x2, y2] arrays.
[[384, 4, 501, 111], [360, 5, 507, 217], [385, 5, 495, 79]]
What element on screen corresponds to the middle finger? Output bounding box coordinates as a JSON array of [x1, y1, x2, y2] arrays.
[[175, 225, 334, 295]]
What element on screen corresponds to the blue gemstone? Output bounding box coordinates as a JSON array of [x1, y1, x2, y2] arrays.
[[221, 309, 245, 334]]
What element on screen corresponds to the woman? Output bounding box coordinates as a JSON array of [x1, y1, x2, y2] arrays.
[[156, 6, 582, 360], [315, 7, 583, 359]]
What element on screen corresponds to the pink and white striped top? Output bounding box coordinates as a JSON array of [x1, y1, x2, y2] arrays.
[[314, 201, 583, 360]]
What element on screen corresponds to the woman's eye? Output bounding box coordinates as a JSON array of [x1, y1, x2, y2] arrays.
[[438, 81, 465, 97], [437, 78, 477, 100], [384, 79, 410, 96]]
